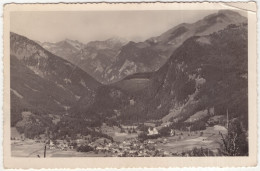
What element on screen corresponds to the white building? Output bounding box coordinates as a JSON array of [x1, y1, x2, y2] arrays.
[[130, 99, 135, 105], [148, 127, 158, 135], [49, 140, 54, 146], [170, 129, 175, 136]]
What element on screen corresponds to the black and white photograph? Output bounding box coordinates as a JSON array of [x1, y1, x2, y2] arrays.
[[3, 3, 257, 167]]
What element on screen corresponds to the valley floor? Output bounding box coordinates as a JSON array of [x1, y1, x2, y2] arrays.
[[155, 128, 222, 155], [11, 126, 224, 157], [11, 140, 111, 157]]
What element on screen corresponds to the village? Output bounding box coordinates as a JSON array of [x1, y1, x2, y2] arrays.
[[50, 123, 226, 157], [11, 118, 228, 157], [10, 107, 229, 157]]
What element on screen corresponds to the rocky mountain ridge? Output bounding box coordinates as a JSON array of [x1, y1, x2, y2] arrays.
[[102, 10, 247, 83], [37, 10, 246, 84], [40, 37, 127, 84]]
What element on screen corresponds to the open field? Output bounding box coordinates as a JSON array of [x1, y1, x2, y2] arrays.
[[11, 127, 22, 139], [156, 135, 220, 154], [112, 132, 139, 142], [156, 126, 225, 154], [48, 150, 111, 157], [100, 125, 139, 142], [11, 140, 110, 157], [11, 140, 45, 157]]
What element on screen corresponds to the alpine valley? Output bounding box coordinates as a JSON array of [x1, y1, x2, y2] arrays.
[[10, 10, 249, 157]]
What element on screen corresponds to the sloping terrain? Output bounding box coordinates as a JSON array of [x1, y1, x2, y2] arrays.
[[147, 23, 248, 124], [10, 10, 248, 140], [82, 23, 248, 128], [38, 10, 246, 84], [75, 38, 127, 84], [10, 32, 101, 126], [41, 37, 127, 84], [104, 10, 247, 83]]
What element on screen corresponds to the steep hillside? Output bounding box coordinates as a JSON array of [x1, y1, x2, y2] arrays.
[[104, 10, 247, 83], [41, 37, 127, 84], [103, 41, 162, 83], [11, 56, 73, 126], [82, 23, 248, 128], [147, 23, 248, 124], [10, 32, 101, 126], [76, 37, 127, 84]]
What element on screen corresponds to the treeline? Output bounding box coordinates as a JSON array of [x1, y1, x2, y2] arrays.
[[15, 114, 113, 141], [48, 116, 113, 141], [76, 145, 94, 152], [16, 115, 53, 139]]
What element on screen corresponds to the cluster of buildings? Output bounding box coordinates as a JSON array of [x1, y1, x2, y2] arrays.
[[86, 138, 173, 157], [43, 123, 204, 157], [48, 140, 74, 150], [45, 134, 176, 157], [113, 138, 174, 157], [147, 127, 158, 136]]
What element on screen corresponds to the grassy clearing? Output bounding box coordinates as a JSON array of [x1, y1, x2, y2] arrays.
[[11, 140, 45, 157], [11, 140, 110, 157], [156, 126, 223, 154]]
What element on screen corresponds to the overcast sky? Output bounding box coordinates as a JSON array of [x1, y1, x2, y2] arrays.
[[11, 10, 228, 43]]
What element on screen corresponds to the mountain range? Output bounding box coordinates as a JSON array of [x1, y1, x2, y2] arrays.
[[10, 10, 248, 138], [81, 22, 248, 127], [39, 37, 127, 84], [39, 10, 246, 84]]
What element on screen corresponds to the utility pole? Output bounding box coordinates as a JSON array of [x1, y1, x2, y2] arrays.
[[44, 129, 49, 158], [44, 143, 46, 158]]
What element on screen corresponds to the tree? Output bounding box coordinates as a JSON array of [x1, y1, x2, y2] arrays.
[[159, 127, 170, 136], [137, 124, 149, 132], [138, 132, 148, 142], [77, 145, 94, 152], [187, 147, 214, 156], [191, 120, 206, 131], [120, 128, 125, 133], [219, 119, 248, 156]]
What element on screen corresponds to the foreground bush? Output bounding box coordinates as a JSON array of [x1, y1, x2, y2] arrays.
[[76, 145, 94, 152], [186, 147, 215, 156], [219, 118, 248, 156]]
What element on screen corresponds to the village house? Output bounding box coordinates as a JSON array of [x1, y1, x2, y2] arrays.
[[96, 146, 105, 151], [122, 141, 131, 146], [48, 140, 55, 149], [170, 129, 175, 136], [129, 99, 135, 105], [147, 127, 158, 136]]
